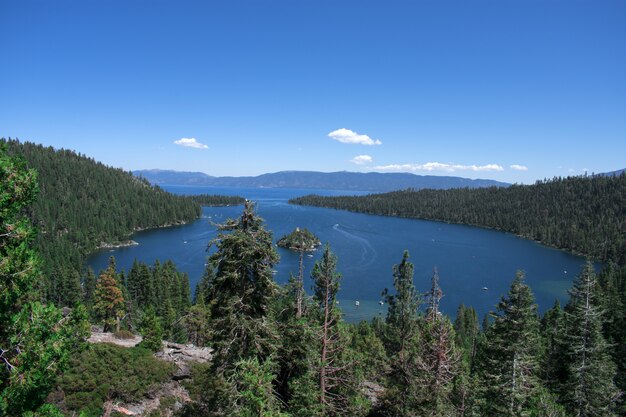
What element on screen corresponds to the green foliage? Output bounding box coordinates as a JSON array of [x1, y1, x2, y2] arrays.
[[378, 250, 422, 417], [454, 304, 480, 368], [562, 261, 619, 416], [1, 145, 90, 416], [139, 307, 164, 352], [93, 258, 125, 332], [186, 194, 246, 207], [205, 200, 280, 368], [2, 138, 241, 305], [55, 343, 174, 416], [291, 173, 626, 264], [475, 271, 542, 416], [277, 227, 321, 251], [232, 357, 290, 417]]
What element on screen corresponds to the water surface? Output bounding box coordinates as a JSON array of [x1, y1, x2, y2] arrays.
[[87, 186, 589, 322]]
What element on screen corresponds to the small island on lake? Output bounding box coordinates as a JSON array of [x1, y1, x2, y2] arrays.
[[277, 227, 321, 252]]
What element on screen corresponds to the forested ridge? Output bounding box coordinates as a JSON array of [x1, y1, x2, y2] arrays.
[[291, 174, 626, 264], [2, 138, 242, 305]]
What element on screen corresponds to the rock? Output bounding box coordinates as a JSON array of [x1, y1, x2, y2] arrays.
[[362, 380, 384, 406], [88, 331, 142, 348]]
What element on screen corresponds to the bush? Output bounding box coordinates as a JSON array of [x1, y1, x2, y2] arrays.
[[55, 343, 174, 416]]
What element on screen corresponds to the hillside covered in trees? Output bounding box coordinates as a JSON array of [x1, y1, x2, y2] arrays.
[[2, 139, 242, 305], [291, 174, 626, 264]]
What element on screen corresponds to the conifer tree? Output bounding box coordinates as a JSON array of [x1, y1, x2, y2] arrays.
[[476, 271, 542, 416], [540, 300, 568, 398], [93, 257, 125, 332], [0, 145, 89, 415], [139, 306, 163, 352], [453, 304, 479, 367], [82, 267, 97, 308], [378, 250, 422, 417], [563, 261, 620, 416], [308, 244, 364, 416], [205, 200, 280, 368], [312, 244, 345, 414], [416, 269, 461, 416]]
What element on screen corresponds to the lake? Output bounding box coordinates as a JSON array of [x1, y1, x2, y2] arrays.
[[87, 186, 590, 323]]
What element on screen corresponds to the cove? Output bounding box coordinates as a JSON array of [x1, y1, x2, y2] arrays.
[[87, 186, 590, 323]]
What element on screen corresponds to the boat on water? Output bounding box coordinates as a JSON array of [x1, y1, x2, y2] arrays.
[[355, 301, 360, 307], [379, 301, 384, 306], [482, 287, 488, 291]]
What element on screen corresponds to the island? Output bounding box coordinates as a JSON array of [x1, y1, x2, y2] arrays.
[[276, 227, 321, 252]]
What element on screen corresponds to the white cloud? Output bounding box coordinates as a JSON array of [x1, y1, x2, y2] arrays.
[[510, 164, 528, 171], [174, 137, 208, 149], [328, 128, 382, 146], [374, 162, 504, 173], [350, 155, 373, 165]]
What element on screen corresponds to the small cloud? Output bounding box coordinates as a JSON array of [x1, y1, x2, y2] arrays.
[[174, 137, 208, 149], [510, 164, 528, 171], [568, 168, 575, 173], [374, 162, 504, 173], [328, 128, 382, 146], [350, 155, 373, 165]]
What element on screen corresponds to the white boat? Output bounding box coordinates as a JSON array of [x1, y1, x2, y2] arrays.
[[379, 301, 384, 306], [482, 287, 488, 291], [355, 300, 360, 307]]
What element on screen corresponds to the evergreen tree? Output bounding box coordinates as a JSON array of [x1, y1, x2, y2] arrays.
[[139, 306, 164, 352], [563, 261, 620, 416], [540, 300, 568, 398], [93, 257, 125, 332], [0, 145, 89, 415], [415, 269, 461, 416], [205, 200, 280, 368], [378, 250, 422, 417], [82, 267, 97, 308], [310, 244, 364, 416], [183, 296, 211, 347], [453, 304, 479, 368], [476, 271, 542, 416]]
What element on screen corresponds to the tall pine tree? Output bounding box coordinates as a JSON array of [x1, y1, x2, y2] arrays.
[[563, 261, 620, 416]]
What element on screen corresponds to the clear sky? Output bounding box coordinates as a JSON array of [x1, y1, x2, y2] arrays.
[[1, 0, 624, 183]]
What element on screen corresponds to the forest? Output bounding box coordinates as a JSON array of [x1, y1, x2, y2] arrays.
[[1, 138, 242, 306], [1, 145, 625, 416], [291, 174, 626, 264]]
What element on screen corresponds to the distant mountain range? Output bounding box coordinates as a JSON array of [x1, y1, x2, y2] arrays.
[[133, 169, 510, 192], [600, 168, 626, 177]]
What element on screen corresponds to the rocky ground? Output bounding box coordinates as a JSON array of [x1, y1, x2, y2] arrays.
[[89, 332, 212, 416]]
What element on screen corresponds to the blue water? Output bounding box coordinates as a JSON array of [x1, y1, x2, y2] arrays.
[[87, 186, 590, 323]]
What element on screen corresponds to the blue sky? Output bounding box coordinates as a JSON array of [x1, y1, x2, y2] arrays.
[[1, 0, 624, 183]]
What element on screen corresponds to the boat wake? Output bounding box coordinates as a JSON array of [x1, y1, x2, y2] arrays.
[[332, 223, 377, 269]]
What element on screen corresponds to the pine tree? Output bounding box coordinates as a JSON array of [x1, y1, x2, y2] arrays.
[[416, 269, 461, 416], [0, 145, 89, 415], [453, 304, 479, 368], [82, 267, 97, 308], [139, 306, 163, 352], [205, 200, 280, 368], [378, 250, 422, 417], [93, 257, 125, 332], [309, 244, 364, 416], [476, 271, 542, 416], [540, 300, 568, 398], [563, 261, 620, 416]]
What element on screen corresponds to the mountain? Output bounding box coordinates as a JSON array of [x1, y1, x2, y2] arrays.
[[133, 169, 509, 191], [600, 168, 626, 177]]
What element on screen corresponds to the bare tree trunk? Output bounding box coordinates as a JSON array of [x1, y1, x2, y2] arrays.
[[296, 250, 304, 318]]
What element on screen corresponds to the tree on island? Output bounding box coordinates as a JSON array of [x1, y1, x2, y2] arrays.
[[277, 227, 321, 318]]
